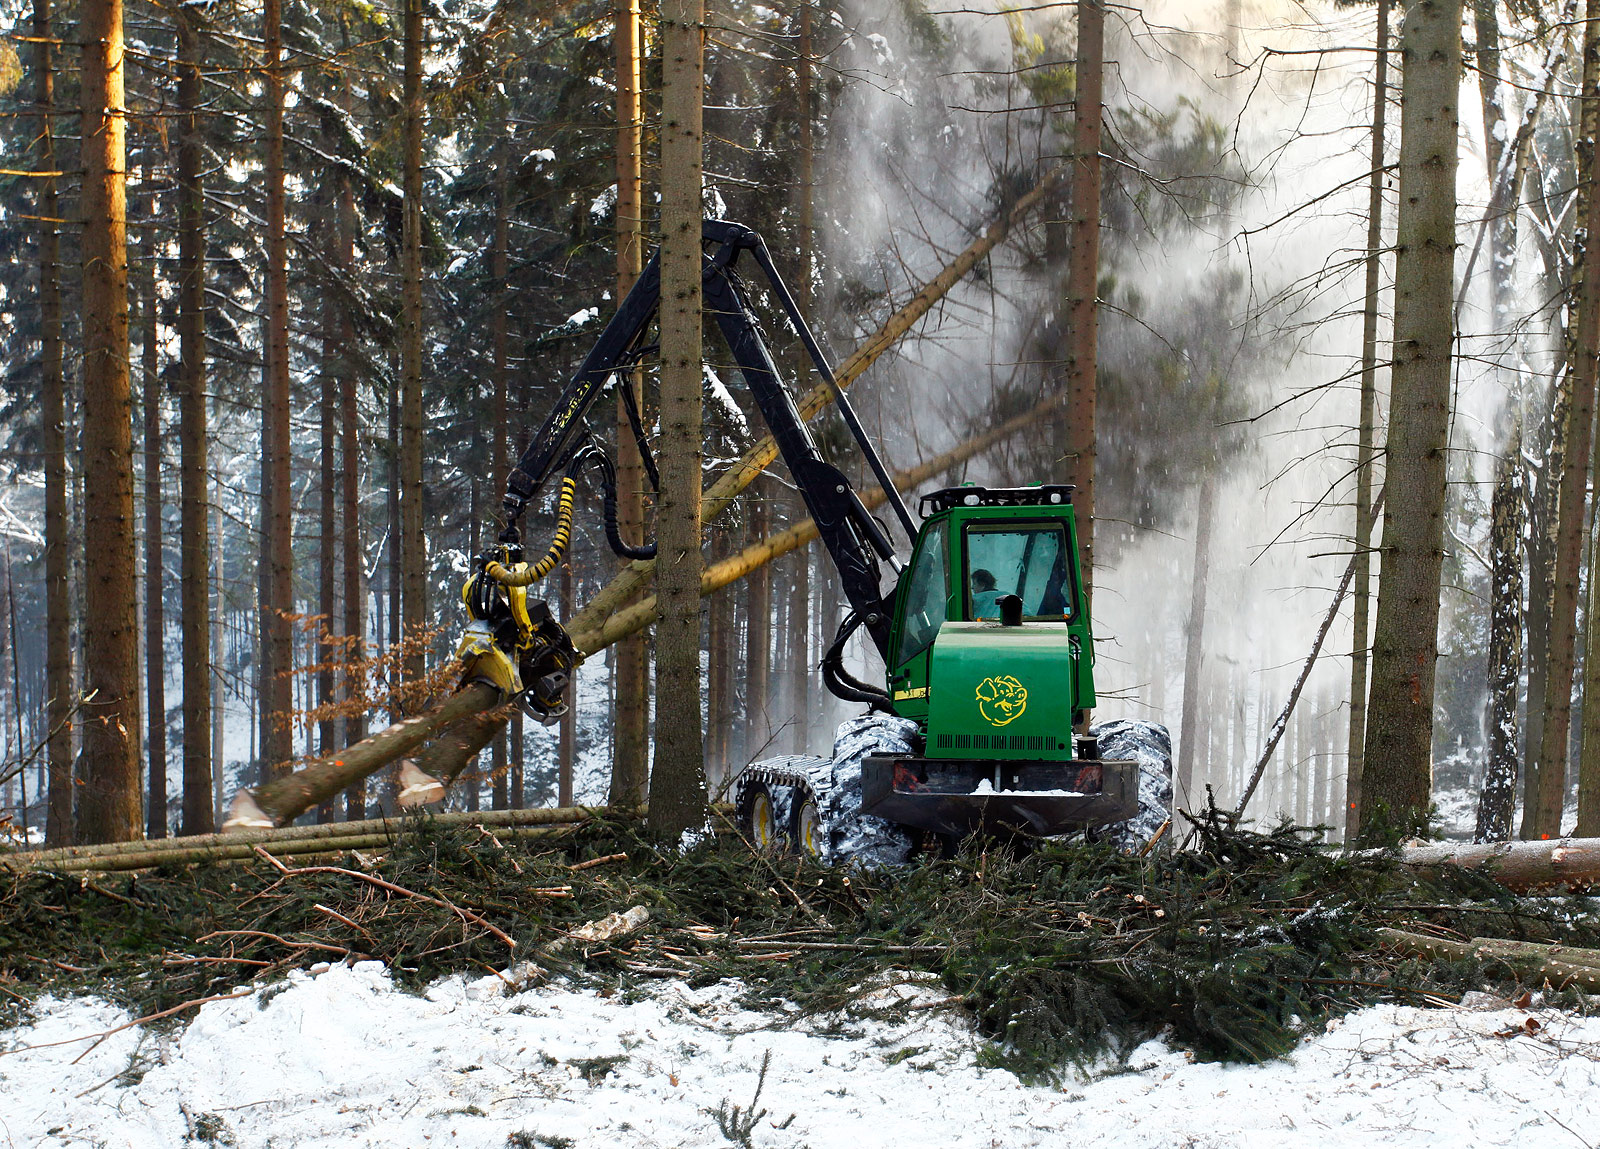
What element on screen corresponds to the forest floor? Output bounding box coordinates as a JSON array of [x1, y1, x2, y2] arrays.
[[2, 816, 1600, 1146], [2, 965, 1598, 1148]]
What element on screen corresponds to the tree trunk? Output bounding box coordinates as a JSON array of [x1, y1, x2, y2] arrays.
[[1473, 0, 1522, 843], [490, 125, 511, 813], [228, 682, 502, 828], [175, 3, 211, 837], [317, 188, 339, 821], [337, 136, 365, 822], [610, 0, 651, 807], [1528, 4, 1600, 841], [399, 0, 427, 689], [510, 708, 524, 808], [258, 0, 294, 782], [787, 0, 814, 757], [1479, 433, 1525, 840], [1346, 0, 1389, 842], [1176, 473, 1215, 811], [743, 491, 771, 760], [1357, 0, 1459, 845], [649, 0, 710, 838], [77, 0, 141, 843], [36, 0, 72, 846], [560, 561, 575, 807], [1063, 0, 1103, 609], [141, 178, 166, 839]]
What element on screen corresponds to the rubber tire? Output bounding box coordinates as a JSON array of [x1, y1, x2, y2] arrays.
[[738, 782, 787, 853], [790, 792, 822, 859]]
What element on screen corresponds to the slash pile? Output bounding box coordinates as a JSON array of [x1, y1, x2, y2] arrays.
[[1, 809, 1597, 1077]]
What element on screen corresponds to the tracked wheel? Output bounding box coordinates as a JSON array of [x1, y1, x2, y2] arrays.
[[791, 792, 822, 859], [738, 782, 787, 853]]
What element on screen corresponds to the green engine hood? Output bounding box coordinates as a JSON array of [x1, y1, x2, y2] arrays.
[[925, 621, 1080, 760]]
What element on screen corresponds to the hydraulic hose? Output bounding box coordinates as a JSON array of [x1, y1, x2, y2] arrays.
[[486, 475, 577, 586], [822, 612, 896, 711]]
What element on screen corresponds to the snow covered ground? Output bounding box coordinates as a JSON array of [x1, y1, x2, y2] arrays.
[[2, 963, 1598, 1148]]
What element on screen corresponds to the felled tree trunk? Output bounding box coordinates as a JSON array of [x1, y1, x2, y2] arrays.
[[224, 682, 502, 829], [1397, 837, 1600, 893], [1378, 928, 1600, 992]]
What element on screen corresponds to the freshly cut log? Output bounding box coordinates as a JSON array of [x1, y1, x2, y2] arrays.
[[0, 804, 622, 872], [1396, 837, 1600, 893], [223, 682, 503, 829], [1378, 927, 1600, 992]]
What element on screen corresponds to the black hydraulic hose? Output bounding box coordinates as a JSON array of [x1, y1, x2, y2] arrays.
[[822, 612, 895, 711], [573, 444, 657, 560]]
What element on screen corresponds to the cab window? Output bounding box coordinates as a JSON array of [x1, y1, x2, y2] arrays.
[[898, 519, 950, 661], [964, 522, 1075, 620]]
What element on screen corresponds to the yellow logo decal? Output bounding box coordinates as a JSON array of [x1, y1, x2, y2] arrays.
[[976, 675, 1028, 726]]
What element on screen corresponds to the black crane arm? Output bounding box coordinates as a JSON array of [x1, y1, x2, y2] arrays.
[[499, 220, 913, 660]]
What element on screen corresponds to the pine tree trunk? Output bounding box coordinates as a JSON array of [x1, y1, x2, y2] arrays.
[[1480, 434, 1524, 840], [1473, 0, 1523, 843], [399, 0, 427, 688], [610, 0, 651, 807], [649, 0, 710, 838], [36, 0, 72, 846], [1346, 0, 1389, 841], [77, 0, 141, 843], [176, 3, 211, 836], [787, 0, 814, 757], [744, 491, 771, 760], [1064, 0, 1103, 609], [258, 0, 294, 781], [141, 183, 166, 839], [560, 561, 575, 807], [337, 146, 365, 822], [1528, 4, 1600, 840], [1359, 0, 1460, 844], [490, 125, 511, 812], [1176, 474, 1215, 811], [317, 185, 338, 820], [1571, 3, 1600, 838]]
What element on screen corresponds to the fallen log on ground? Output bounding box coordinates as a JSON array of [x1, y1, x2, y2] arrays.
[[1396, 837, 1600, 893], [1377, 927, 1600, 992], [3, 804, 616, 872], [221, 682, 504, 829]]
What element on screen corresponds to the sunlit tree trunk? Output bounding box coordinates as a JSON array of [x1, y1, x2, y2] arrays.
[[77, 0, 141, 843], [36, 0, 72, 845], [611, 0, 651, 805], [1359, 0, 1460, 844], [649, 0, 709, 837], [258, 0, 294, 781], [1570, 3, 1600, 838]]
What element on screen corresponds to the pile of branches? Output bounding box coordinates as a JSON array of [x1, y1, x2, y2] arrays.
[[1, 810, 1597, 1076]]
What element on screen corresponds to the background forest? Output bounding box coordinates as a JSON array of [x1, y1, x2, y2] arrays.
[[0, 0, 1592, 848]]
